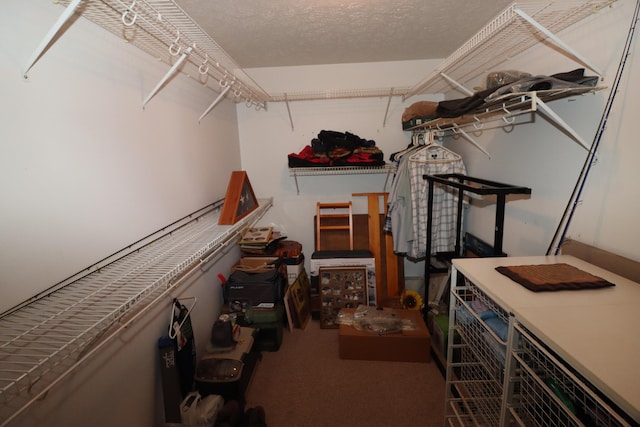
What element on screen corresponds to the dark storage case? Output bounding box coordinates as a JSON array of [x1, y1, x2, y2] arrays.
[[224, 268, 285, 309], [244, 302, 284, 352]]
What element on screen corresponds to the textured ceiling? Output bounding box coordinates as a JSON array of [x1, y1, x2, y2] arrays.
[[174, 0, 515, 68]]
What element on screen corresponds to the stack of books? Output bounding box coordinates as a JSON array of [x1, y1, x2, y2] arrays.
[[238, 227, 286, 255]]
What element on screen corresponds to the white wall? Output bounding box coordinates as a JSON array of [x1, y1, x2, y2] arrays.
[[1, 2, 242, 313], [1, 2, 244, 426], [237, 60, 442, 278], [238, 0, 640, 274]]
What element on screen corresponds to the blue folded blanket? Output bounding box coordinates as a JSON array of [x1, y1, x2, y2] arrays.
[[471, 299, 496, 320], [485, 316, 508, 342], [456, 301, 508, 342]]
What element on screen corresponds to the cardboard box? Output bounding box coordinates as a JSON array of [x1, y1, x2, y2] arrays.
[[231, 257, 280, 274], [339, 309, 431, 363]]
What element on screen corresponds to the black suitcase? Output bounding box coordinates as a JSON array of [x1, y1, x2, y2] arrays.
[[224, 268, 285, 309]]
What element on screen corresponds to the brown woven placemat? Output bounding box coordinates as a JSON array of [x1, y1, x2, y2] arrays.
[[495, 263, 615, 292]]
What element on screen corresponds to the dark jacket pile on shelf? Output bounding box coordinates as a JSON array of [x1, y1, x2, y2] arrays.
[[402, 68, 599, 129], [288, 130, 385, 168]]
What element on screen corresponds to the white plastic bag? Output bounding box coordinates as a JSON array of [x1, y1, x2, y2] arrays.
[[180, 391, 224, 426]]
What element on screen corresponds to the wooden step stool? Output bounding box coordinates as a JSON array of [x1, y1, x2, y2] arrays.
[[315, 202, 354, 251]]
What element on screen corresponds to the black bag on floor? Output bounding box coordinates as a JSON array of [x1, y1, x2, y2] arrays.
[[224, 269, 285, 310]]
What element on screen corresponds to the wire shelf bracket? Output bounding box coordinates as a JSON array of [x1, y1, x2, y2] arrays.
[[143, 46, 192, 108], [199, 85, 231, 123], [22, 0, 84, 80], [534, 96, 590, 150]]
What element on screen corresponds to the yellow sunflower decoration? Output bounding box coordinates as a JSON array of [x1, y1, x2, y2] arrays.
[[400, 289, 424, 310]]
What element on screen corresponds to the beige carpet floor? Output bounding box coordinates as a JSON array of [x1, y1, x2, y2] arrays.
[[244, 319, 445, 427]]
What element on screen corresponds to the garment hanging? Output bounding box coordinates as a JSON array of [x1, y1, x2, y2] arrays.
[[386, 153, 413, 254], [386, 133, 466, 259], [385, 133, 424, 255]]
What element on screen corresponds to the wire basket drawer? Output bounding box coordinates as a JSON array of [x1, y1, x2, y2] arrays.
[[452, 279, 510, 384], [445, 278, 511, 426], [511, 323, 634, 427]]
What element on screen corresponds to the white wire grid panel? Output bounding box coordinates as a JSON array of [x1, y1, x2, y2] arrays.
[[452, 285, 509, 384], [288, 165, 397, 194], [446, 346, 505, 426], [288, 164, 397, 177], [509, 323, 634, 427], [0, 198, 272, 425], [405, 0, 617, 99], [55, 0, 270, 106], [445, 279, 511, 426]]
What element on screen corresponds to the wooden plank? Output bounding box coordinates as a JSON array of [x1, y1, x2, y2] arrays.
[[383, 193, 402, 296], [562, 239, 640, 283], [353, 193, 384, 302]]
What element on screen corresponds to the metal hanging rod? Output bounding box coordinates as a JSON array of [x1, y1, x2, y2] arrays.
[[273, 87, 409, 130], [268, 87, 410, 103]]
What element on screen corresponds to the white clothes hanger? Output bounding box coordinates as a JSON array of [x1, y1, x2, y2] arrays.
[[168, 296, 197, 339], [390, 132, 426, 161], [408, 131, 461, 164]]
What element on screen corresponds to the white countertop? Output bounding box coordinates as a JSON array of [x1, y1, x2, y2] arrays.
[[452, 255, 640, 422]]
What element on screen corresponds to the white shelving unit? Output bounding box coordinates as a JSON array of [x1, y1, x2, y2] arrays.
[[30, 0, 271, 116], [288, 164, 396, 195], [402, 0, 617, 156], [446, 255, 639, 427], [406, 86, 606, 151], [26, 1, 616, 110], [404, 0, 615, 100], [0, 198, 272, 426]]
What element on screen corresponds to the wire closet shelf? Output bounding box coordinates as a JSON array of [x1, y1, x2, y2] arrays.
[[53, 0, 270, 108], [41, 1, 616, 105], [404, 0, 617, 100], [0, 198, 272, 426], [405, 86, 606, 134]]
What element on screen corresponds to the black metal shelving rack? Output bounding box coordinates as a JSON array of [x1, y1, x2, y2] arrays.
[[422, 173, 532, 309]]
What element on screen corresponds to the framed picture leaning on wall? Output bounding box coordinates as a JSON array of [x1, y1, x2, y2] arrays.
[[219, 171, 259, 225]]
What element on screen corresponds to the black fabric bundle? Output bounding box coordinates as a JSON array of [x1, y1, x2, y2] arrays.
[[288, 130, 385, 167], [436, 68, 599, 118]]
